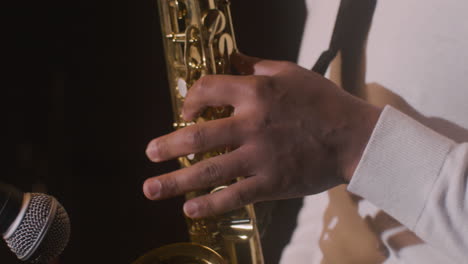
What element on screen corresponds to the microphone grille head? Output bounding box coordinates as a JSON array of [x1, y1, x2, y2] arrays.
[[4, 193, 71, 263]]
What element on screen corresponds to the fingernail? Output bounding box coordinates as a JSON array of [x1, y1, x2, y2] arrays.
[[145, 180, 161, 199], [184, 201, 198, 218], [146, 143, 160, 162]]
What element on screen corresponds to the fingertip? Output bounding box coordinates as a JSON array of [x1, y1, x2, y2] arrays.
[[142, 180, 153, 200], [181, 108, 195, 122], [143, 178, 161, 200], [146, 141, 161, 162], [183, 201, 199, 218]]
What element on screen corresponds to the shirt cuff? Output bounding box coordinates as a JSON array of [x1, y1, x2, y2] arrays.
[[347, 105, 454, 228]]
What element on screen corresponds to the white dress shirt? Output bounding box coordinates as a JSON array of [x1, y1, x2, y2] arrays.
[[280, 0, 468, 263]]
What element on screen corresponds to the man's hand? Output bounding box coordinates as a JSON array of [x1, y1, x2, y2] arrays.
[[143, 53, 381, 219]]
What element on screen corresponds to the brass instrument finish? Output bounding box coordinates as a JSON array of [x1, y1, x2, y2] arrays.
[[134, 1, 264, 263]]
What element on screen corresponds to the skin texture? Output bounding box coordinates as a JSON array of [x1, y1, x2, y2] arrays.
[[144, 53, 382, 219]]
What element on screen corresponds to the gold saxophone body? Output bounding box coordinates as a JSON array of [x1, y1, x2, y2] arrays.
[[133, 0, 264, 263]]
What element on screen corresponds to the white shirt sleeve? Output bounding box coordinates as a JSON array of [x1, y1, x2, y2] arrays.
[[348, 105, 468, 262]]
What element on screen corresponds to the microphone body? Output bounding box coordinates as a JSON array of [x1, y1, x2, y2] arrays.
[[0, 183, 23, 235], [0, 182, 70, 263]]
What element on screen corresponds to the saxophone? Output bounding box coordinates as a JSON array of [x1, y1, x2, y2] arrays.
[[133, 0, 265, 263]]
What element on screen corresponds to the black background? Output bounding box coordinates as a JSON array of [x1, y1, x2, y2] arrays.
[[2, 1, 306, 263]]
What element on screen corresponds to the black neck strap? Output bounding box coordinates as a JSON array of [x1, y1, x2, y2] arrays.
[[312, 0, 377, 76]]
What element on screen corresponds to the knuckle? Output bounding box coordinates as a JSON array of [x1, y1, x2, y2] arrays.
[[201, 160, 222, 186], [189, 76, 206, 97], [237, 148, 256, 173], [253, 76, 273, 89], [233, 190, 250, 208], [276, 60, 295, 70], [197, 75, 214, 91], [246, 111, 272, 134], [248, 76, 273, 100], [162, 175, 182, 197], [270, 175, 288, 193], [186, 126, 205, 150], [201, 197, 216, 217]]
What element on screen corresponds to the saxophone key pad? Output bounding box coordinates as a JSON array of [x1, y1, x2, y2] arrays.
[[177, 78, 188, 98]]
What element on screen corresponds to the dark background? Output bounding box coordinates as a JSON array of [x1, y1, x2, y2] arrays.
[[2, 1, 306, 263]]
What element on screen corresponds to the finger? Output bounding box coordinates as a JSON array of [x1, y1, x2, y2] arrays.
[[231, 52, 284, 76], [183, 176, 263, 218], [143, 148, 253, 200], [182, 74, 260, 120], [146, 116, 242, 162]]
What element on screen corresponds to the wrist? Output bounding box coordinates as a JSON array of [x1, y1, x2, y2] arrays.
[[340, 102, 383, 183]]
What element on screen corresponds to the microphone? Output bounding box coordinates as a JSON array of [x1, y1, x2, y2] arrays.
[[0, 182, 71, 263]]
